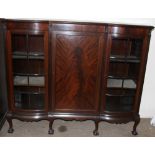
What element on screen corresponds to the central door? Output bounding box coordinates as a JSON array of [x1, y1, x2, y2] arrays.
[[51, 28, 104, 114]]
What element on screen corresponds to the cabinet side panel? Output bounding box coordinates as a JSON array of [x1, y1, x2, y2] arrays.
[[134, 34, 152, 113], [0, 21, 8, 129]]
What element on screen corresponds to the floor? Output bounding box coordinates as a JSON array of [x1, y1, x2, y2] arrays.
[[0, 118, 155, 137]]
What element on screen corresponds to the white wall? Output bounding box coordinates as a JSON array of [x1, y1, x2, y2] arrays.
[[0, 1, 155, 118]]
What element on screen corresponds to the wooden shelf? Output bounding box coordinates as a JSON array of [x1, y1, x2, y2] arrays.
[[108, 75, 137, 80], [14, 73, 45, 76], [110, 55, 140, 63], [13, 51, 44, 59], [14, 90, 44, 95]]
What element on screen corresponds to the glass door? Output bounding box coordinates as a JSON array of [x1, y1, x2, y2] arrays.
[[105, 37, 143, 112], [11, 32, 48, 111]]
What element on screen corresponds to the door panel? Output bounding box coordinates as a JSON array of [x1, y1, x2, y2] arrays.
[[6, 31, 49, 112], [52, 31, 104, 113], [103, 35, 144, 113]]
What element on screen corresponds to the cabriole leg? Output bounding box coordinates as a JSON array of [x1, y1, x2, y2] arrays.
[[48, 120, 54, 134], [132, 117, 140, 135], [93, 121, 99, 136], [7, 118, 14, 133]]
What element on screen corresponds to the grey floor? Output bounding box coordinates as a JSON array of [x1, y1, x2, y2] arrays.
[[0, 118, 155, 137]]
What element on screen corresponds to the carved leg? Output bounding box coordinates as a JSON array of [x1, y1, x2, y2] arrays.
[[132, 118, 140, 135], [48, 120, 54, 134], [93, 121, 99, 136], [7, 118, 14, 133]]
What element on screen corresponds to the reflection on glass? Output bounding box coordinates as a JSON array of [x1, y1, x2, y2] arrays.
[[12, 34, 45, 110], [105, 37, 142, 112]]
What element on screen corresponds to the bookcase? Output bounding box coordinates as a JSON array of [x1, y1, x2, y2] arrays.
[[3, 19, 154, 135]]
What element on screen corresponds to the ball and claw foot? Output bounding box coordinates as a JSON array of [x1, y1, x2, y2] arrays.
[[93, 130, 99, 136], [132, 130, 138, 136], [48, 120, 54, 134], [132, 118, 140, 136], [8, 128, 14, 133], [93, 121, 99, 136], [7, 118, 14, 133], [48, 129, 54, 134]]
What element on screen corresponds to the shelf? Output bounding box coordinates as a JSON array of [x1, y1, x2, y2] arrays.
[[13, 55, 27, 59], [14, 90, 44, 95], [106, 94, 135, 97], [14, 73, 45, 76], [13, 51, 44, 59], [108, 75, 137, 80], [28, 55, 44, 60], [110, 55, 140, 63]]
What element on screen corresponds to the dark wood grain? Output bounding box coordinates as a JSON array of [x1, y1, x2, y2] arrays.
[[7, 21, 49, 31], [108, 25, 151, 36], [51, 23, 106, 32], [51, 31, 104, 113]]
